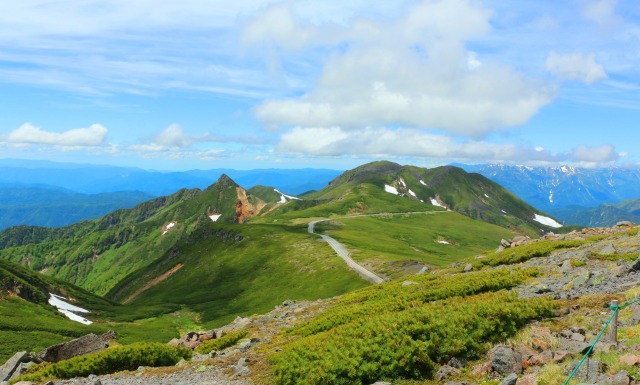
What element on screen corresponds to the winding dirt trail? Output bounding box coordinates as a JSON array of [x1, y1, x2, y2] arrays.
[[308, 211, 450, 285]]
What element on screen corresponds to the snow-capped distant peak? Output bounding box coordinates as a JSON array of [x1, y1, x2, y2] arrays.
[[533, 214, 563, 228]]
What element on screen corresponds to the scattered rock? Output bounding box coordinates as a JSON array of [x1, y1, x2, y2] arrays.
[[553, 351, 571, 363], [447, 357, 468, 369], [0, 351, 29, 381], [619, 354, 640, 366], [37, 330, 115, 363], [401, 280, 418, 286], [463, 263, 473, 273], [567, 359, 603, 382], [515, 374, 537, 385], [611, 370, 630, 385], [560, 260, 573, 273], [571, 333, 587, 342], [436, 365, 461, 381], [599, 243, 616, 255], [499, 373, 518, 385], [489, 346, 522, 375]]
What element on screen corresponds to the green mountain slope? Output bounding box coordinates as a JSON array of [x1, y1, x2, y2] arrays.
[[276, 161, 560, 236], [0, 174, 263, 295]]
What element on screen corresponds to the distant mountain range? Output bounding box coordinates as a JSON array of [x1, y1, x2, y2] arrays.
[[0, 184, 154, 230], [462, 164, 640, 226], [0, 159, 341, 196]]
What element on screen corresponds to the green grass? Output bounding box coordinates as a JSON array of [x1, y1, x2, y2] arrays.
[[317, 212, 515, 278], [107, 221, 369, 328]]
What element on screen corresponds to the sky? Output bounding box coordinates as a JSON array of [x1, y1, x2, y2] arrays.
[[0, 0, 639, 171]]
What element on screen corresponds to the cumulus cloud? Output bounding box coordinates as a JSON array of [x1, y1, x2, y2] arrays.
[[154, 124, 195, 148], [276, 126, 563, 163], [247, 0, 554, 137], [276, 126, 622, 166], [570, 144, 619, 163], [546, 51, 607, 84], [4, 123, 108, 146]]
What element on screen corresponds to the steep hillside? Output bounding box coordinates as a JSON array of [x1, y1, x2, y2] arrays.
[[0, 174, 266, 295], [282, 161, 562, 236]]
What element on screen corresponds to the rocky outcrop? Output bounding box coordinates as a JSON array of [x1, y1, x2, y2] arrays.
[[37, 330, 115, 363]]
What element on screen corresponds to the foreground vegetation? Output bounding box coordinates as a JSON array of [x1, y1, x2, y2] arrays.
[[16, 343, 191, 383], [269, 268, 556, 384]]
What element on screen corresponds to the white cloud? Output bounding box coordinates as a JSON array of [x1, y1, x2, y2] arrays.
[[5, 123, 108, 146], [276, 126, 623, 166], [249, 0, 554, 137], [546, 51, 607, 84], [581, 0, 619, 26], [154, 124, 195, 148], [276, 126, 563, 163], [570, 144, 619, 162]]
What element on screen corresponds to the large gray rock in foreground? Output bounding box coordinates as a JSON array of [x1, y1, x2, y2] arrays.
[[37, 330, 115, 363], [0, 351, 29, 381]]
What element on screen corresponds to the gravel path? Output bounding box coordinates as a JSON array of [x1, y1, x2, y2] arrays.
[[308, 211, 450, 285], [49, 363, 251, 385]]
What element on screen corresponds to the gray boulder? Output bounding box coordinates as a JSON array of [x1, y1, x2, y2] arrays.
[[0, 351, 29, 381], [499, 373, 518, 385], [37, 330, 115, 363], [489, 346, 522, 375], [436, 365, 460, 381]]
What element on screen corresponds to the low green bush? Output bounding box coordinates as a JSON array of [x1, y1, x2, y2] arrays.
[[194, 329, 248, 354], [15, 342, 191, 382], [270, 291, 556, 385]]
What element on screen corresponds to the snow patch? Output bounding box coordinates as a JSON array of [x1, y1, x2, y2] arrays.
[[419, 180, 426, 186], [162, 222, 176, 236], [48, 293, 92, 325], [385, 184, 399, 195], [408, 189, 417, 198], [437, 240, 450, 245], [274, 188, 301, 203], [533, 214, 563, 228], [430, 198, 446, 209], [549, 189, 554, 204], [484, 193, 490, 198], [399, 177, 406, 187], [209, 214, 221, 222]]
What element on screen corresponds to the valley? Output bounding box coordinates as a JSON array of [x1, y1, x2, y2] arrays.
[[1, 160, 638, 385]]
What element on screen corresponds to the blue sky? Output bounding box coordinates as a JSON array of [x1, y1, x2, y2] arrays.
[[0, 0, 639, 171]]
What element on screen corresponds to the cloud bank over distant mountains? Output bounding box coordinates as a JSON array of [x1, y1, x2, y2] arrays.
[[0, 0, 638, 170]]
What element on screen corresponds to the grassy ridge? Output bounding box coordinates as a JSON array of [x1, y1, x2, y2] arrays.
[[317, 212, 515, 277], [108, 221, 369, 327]]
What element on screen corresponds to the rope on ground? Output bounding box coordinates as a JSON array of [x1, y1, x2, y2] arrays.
[[562, 296, 640, 385]]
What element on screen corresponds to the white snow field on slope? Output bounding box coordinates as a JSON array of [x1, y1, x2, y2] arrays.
[[533, 214, 563, 228], [274, 188, 301, 203], [209, 214, 221, 222], [48, 293, 93, 325], [430, 198, 446, 209], [384, 184, 399, 195]]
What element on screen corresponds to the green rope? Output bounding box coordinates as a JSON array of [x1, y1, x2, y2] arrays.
[[562, 308, 618, 385], [619, 296, 640, 310]]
